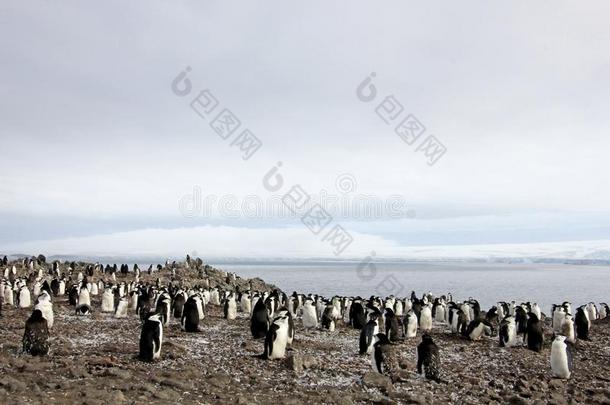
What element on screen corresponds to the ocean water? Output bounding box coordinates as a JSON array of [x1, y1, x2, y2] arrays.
[[217, 262, 610, 315]]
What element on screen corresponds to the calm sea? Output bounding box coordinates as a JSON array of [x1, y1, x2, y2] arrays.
[[215, 262, 610, 315]]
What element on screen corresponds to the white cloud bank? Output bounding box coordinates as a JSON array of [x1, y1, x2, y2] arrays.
[[2, 226, 610, 261]]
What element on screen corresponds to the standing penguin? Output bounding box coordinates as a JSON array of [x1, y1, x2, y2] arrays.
[[34, 291, 54, 329], [114, 296, 129, 318], [550, 335, 573, 379], [181, 296, 200, 332], [262, 315, 289, 360], [276, 308, 295, 346], [466, 320, 493, 341], [575, 307, 590, 340], [524, 312, 544, 352], [18, 285, 31, 308], [223, 292, 237, 320], [349, 300, 367, 329], [403, 310, 418, 338], [321, 304, 336, 331], [417, 334, 441, 382], [302, 298, 318, 329], [359, 314, 379, 355], [250, 298, 270, 339], [562, 314, 575, 343], [419, 305, 433, 333], [372, 333, 401, 381], [23, 309, 50, 356], [499, 316, 518, 347], [384, 308, 400, 342], [139, 314, 163, 362]]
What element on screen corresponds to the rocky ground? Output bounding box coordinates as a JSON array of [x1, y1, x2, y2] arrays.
[[1, 264, 610, 404]]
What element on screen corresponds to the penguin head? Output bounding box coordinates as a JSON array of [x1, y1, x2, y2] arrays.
[[374, 333, 391, 345], [421, 333, 434, 344]]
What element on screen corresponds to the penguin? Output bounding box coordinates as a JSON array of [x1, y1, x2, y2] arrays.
[[321, 304, 336, 331], [23, 309, 50, 356], [384, 308, 400, 342], [181, 296, 200, 332], [18, 285, 31, 308], [302, 298, 318, 329], [417, 334, 441, 382], [550, 335, 573, 379], [276, 308, 295, 346], [419, 305, 433, 333], [101, 289, 115, 312], [3, 283, 13, 306], [349, 300, 367, 329], [114, 296, 129, 318], [77, 284, 91, 307], [499, 316, 518, 347], [359, 314, 379, 355], [575, 307, 589, 340], [240, 291, 252, 314], [34, 291, 54, 328], [172, 291, 186, 318], [599, 303, 609, 319], [552, 305, 566, 333], [223, 292, 237, 320], [372, 333, 402, 382], [515, 306, 528, 335], [403, 310, 418, 338], [262, 315, 289, 360], [50, 279, 60, 296], [75, 304, 92, 316], [155, 295, 171, 327], [466, 320, 493, 341], [250, 298, 270, 339], [139, 313, 163, 362], [524, 312, 544, 352], [531, 303, 542, 321], [586, 302, 598, 322], [562, 314, 575, 343]]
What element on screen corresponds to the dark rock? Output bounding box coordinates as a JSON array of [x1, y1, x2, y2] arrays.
[[363, 372, 393, 393]]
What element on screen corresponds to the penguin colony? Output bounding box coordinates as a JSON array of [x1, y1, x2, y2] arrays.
[[0, 254, 607, 386]]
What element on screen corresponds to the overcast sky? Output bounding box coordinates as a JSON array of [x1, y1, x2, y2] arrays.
[[1, 1, 609, 258]]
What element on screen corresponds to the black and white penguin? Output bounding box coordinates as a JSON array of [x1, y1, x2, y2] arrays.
[[562, 313, 575, 343], [75, 304, 92, 315], [114, 296, 129, 318], [499, 316, 518, 347], [515, 306, 528, 335], [321, 304, 336, 331], [575, 307, 590, 340], [240, 291, 252, 315], [302, 298, 318, 329], [349, 299, 367, 329], [466, 319, 493, 341], [416, 334, 441, 382], [181, 296, 200, 332], [223, 292, 237, 320], [262, 315, 289, 360], [18, 285, 31, 308], [419, 304, 433, 333], [251, 298, 270, 338], [172, 291, 187, 319], [23, 309, 50, 356], [34, 291, 54, 328], [524, 312, 544, 352], [550, 335, 573, 379], [403, 309, 418, 338], [139, 313, 163, 362], [359, 314, 379, 355], [372, 333, 401, 381], [384, 308, 400, 342], [276, 308, 295, 346], [155, 294, 171, 327]]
